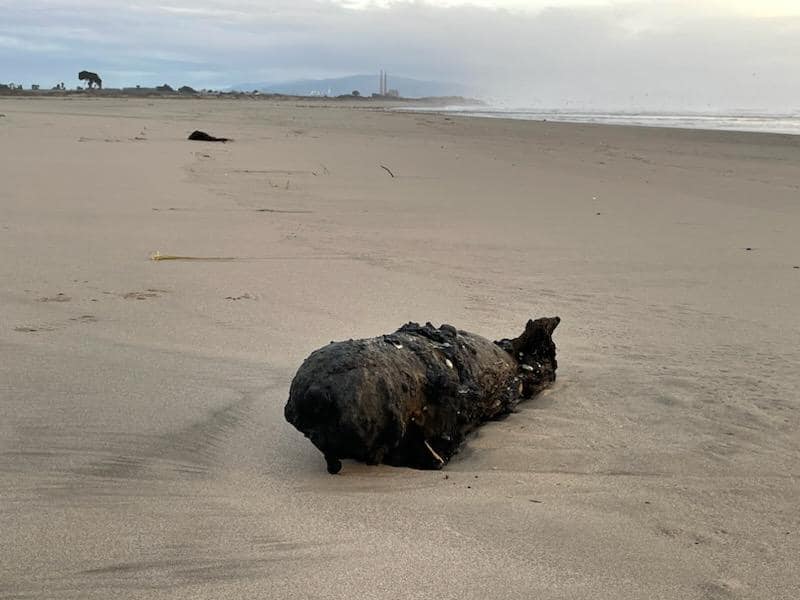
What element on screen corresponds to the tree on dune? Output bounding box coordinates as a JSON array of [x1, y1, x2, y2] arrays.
[[78, 71, 102, 89]]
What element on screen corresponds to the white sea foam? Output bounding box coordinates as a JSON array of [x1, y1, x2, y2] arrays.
[[399, 106, 800, 136]]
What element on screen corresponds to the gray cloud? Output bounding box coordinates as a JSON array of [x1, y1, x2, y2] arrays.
[[1, 1, 798, 110]]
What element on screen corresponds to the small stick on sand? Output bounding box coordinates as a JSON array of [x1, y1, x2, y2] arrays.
[[150, 251, 236, 262], [423, 440, 445, 466], [380, 165, 395, 178]]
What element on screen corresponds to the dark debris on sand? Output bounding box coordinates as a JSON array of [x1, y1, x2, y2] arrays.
[[188, 130, 231, 142], [285, 317, 560, 474]]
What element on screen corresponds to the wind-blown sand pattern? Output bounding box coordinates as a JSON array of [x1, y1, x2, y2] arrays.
[[1, 97, 798, 599]]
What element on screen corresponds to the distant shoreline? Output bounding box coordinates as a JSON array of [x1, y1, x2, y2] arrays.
[[0, 88, 484, 107]]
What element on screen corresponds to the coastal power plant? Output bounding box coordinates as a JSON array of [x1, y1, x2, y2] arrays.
[[378, 70, 399, 97]]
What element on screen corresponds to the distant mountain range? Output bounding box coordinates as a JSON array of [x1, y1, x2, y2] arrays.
[[230, 74, 471, 98]]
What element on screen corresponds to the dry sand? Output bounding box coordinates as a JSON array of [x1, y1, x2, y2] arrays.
[[1, 97, 798, 599]]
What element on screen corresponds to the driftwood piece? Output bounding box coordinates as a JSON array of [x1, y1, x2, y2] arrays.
[[285, 317, 560, 473], [188, 130, 231, 142]]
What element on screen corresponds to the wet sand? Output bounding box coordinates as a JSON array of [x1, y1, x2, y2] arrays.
[[1, 97, 799, 599]]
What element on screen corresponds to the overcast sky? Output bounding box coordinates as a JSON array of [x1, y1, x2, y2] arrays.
[[2, 0, 799, 110]]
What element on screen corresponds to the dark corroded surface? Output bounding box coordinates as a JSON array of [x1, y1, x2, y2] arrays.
[[285, 317, 559, 473]]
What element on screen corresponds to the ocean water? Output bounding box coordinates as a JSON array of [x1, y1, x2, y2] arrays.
[[402, 106, 800, 136]]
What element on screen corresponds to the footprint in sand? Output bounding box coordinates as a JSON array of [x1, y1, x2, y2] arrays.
[[699, 579, 746, 598], [70, 315, 99, 323], [225, 293, 257, 301], [123, 291, 159, 300], [122, 288, 170, 300], [14, 325, 56, 333], [38, 293, 71, 303], [14, 315, 97, 333]]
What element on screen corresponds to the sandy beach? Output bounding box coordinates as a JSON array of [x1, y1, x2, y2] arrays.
[[1, 96, 798, 599]]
